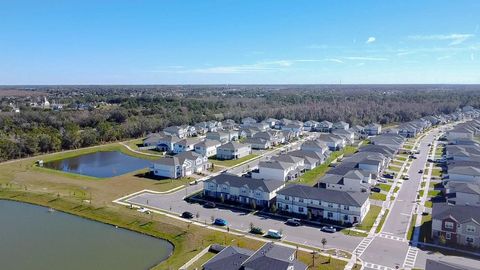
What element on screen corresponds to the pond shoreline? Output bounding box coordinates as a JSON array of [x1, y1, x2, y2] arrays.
[[0, 191, 175, 270]]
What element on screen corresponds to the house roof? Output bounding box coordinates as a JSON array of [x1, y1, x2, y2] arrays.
[[153, 156, 181, 166], [272, 154, 304, 164], [258, 160, 293, 170], [426, 258, 480, 270], [195, 139, 221, 148], [277, 184, 369, 207], [219, 142, 250, 150], [206, 173, 285, 193], [288, 150, 324, 161], [203, 246, 254, 270], [175, 151, 204, 163], [447, 182, 480, 195], [241, 242, 306, 270], [432, 203, 480, 224], [448, 166, 480, 176]]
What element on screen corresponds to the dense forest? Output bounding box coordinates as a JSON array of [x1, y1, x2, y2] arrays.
[[1, 85, 479, 161]]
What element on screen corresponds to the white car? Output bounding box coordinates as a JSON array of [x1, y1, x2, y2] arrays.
[[321, 226, 336, 233], [267, 229, 283, 239]]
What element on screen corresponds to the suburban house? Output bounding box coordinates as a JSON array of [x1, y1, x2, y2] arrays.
[[206, 131, 230, 144], [358, 144, 397, 159], [163, 125, 187, 138], [203, 173, 285, 208], [150, 151, 209, 179], [253, 131, 285, 145], [216, 142, 252, 160], [240, 127, 260, 138], [262, 118, 278, 128], [364, 123, 382, 136], [332, 129, 355, 144], [446, 166, 480, 185], [241, 117, 257, 127], [342, 152, 388, 177], [300, 140, 329, 154], [317, 134, 346, 151], [194, 139, 222, 157], [303, 120, 320, 131], [194, 123, 208, 135], [143, 133, 164, 148], [172, 138, 200, 154], [316, 120, 333, 132], [318, 169, 372, 192], [431, 203, 480, 248], [281, 123, 304, 137], [276, 184, 370, 224], [252, 160, 299, 182], [245, 137, 271, 150], [332, 121, 350, 130], [156, 134, 181, 152], [288, 150, 326, 169], [203, 242, 307, 270], [250, 122, 270, 131], [370, 134, 405, 149], [221, 119, 236, 130], [446, 182, 480, 206]]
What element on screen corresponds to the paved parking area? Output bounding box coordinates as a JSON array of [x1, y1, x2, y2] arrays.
[[124, 188, 362, 252]]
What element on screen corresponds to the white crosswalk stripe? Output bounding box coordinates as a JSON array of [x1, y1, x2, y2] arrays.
[[364, 261, 396, 270], [403, 246, 419, 269], [353, 236, 375, 257], [377, 233, 407, 242]]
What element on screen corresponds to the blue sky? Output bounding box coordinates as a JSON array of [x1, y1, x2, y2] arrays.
[[0, 0, 479, 84]]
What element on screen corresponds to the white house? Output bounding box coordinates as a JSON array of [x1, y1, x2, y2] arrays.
[[216, 142, 252, 160], [364, 123, 382, 136], [203, 173, 285, 208], [206, 131, 230, 144], [276, 184, 370, 224], [150, 151, 209, 179], [319, 170, 372, 193], [252, 160, 299, 182], [172, 138, 200, 154], [332, 121, 350, 130], [194, 139, 221, 157]]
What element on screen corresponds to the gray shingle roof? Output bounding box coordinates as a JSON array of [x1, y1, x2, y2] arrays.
[[206, 173, 284, 192], [432, 203, 480, 224], [203, 246, 254, 270]]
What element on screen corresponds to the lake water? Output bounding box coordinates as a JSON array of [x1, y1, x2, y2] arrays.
[[0, 200, 173, 270], [44, 151, 151, 178]]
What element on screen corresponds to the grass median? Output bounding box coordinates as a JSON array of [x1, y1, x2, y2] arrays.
[[356, 205, 381, 232]]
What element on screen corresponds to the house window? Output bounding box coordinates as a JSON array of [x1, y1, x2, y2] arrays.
[[327, 212, 333, 218], [344, 215, 349, 221], [298, 207, 304, 213], [343, 205, 350, 210], [299, 198, 304, 203], [285, 204, 289, 210], [285, 196, 290, 201], [445, 221, 454, 229], [328, 203, 334, 208], [466, 237, 474, 244], [445, 232, 451, 240], [466, 225, 476, 233]]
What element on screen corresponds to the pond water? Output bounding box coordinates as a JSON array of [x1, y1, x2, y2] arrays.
[[43, 151, 151, 178], [0, 200, 173, 270]]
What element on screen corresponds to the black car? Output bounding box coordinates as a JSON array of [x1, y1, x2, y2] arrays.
[[204, 201, 216, 208], [371, 187, 381, 193], [286, 218, 302, 226], [181, 211, 194, 219]]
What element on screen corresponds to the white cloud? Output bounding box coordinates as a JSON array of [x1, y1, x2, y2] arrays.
[[343, 56, 388, 61], [366, 37, 376, 44], [325, 58, 345, 64], [409, 34, 474, 45]]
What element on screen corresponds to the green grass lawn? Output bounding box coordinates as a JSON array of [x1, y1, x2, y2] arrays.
[[387, 166, 401, 173], [428, 190, 442, 197], [418, 190, 425, 197], [209, 154, 259, 167], [393, 186, 400, 194], [396, 156, 408, 162], [420, 182, 426, 188], [125, 139, 165, 156], [187, 251, 216, 270], [341, 229, 368, 237], [424, 200, 432, 208], [356, 205, 381, 232], [431, 168, 442, 177], [407, 214, 417, 241], [369, 193, 387, 201], [375, 209, 389, 233], [377, 183, 392, 192], [296, 146, 358, 186], [392, 160, 404, 167]]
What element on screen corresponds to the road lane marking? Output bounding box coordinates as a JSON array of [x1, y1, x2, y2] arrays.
[[403, 246, 418, 269]]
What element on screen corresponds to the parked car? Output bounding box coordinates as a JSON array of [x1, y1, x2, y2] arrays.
[[403, 175, 410, 180], [371, 187, 381, 193], [418, 169, 423, 174], [377, 178, 387, 183], [384, 173, 394, 179], [321, 226, 336, 233], [250, 226, 264, 235], [204, 201, 216, 208], [181, 211, 194, 219], [286, 218, 302, 226], [266, 229, 283, 239], [428, 143, 431, 146], [427, 158, 433, 162], [214, 218, 228, 226]]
